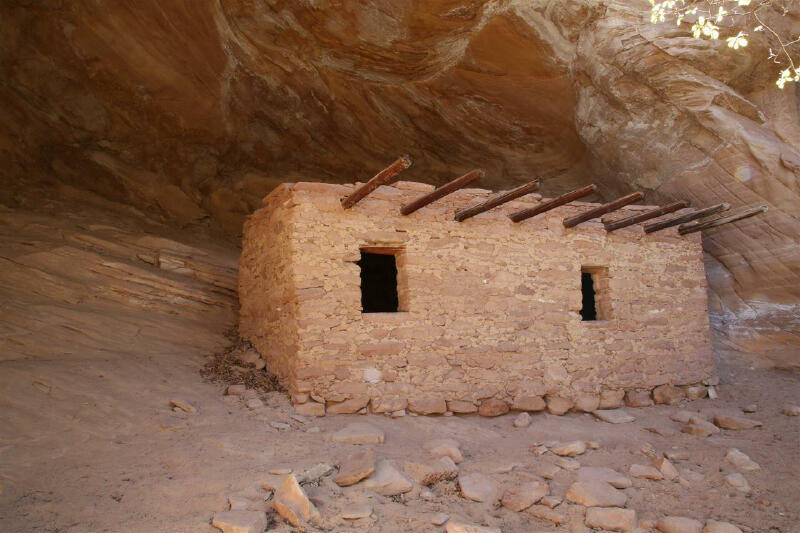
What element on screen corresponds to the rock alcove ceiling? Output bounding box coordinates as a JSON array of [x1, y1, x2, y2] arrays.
[[0, 0, 798, 365]]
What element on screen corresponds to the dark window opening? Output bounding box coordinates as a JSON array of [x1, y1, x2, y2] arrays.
[[580, 271, 598, 321], [358, 252, 399, 313]]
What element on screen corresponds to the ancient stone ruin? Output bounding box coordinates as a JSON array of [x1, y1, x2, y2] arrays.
[[239, 161, 719, 416]]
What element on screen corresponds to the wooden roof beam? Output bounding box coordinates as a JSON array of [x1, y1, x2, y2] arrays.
[[643, 202, 730, 234], [454, 179, 540, 222], [341, 155, 412, 209], [400, 169, 484, 216], [563, 192, 644, 228], [508, 184, 597, 223], [603, 201, 689, 232], [678, 205, 768, 235]]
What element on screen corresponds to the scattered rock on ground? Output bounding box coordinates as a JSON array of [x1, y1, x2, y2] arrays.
[[565, 480, 627, 507], [713, 414, 762, 430], [431, 513, 450, 526], [245, 399, 264, 410], [425, 438, 463, 463], [501, 480, 549, 511], [270, 421, 289, 430], [652, 457, 679, 481], [296, 463, 335, 484], [724, 472, 751, 492], [725, 449, 760, 472], [403, 456, 458, 485], [577, 467, 632, 489], [458, 473, 498, 503], [528, 505, 566, 525], [445, 522, 501, 533], [630, 464, 663, 480], [332, 423, 385, 444], [585, 507, 637, 532], [671, 411, 699, 424], [540, 495, 562, 508], [743, 403, 757, 413], [702, 520, 744, 533], [362, 460, 413, 496], [555, 457, 581, 471], [341, 504, 372, 520], [551, 440, 587, 457], [530, 461, 561, 479], [593, 409, 635, 424], [334, 449, 375, 486], [681, 418, 721, 437], [478, 399, 509, 417], [656, 516, 703, 533], [211, 510, 268, 533], [169, 399, 197, 413], [226, 384, 247, 396], [781, 405, 800, 416], [273, 474, 322, 527], [513, 412, 531, 428]]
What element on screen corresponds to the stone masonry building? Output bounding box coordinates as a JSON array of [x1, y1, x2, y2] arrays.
[[238, 180, 715, 415]]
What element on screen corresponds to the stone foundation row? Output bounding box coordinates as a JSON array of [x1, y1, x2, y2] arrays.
[[290, 380, 717, 417]]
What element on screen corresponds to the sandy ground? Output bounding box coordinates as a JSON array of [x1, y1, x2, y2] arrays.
[[1, 195, 799, 533]]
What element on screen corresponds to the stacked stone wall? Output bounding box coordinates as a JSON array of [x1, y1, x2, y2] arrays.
[[239, 181, 715, 415]]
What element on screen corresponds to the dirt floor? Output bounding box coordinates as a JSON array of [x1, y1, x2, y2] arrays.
[[1, 195, 799, 533]]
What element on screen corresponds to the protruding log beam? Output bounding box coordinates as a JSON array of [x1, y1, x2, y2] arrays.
[[341, 155, 412, 209], [400, 169, 484, 216], [563, 192, 644, 228], [454, 180, 540, 222], [508, 184, 597, 223], [603, 201, 689, 232], [643, 202, 730, 234], [678, 205, 768, 235]]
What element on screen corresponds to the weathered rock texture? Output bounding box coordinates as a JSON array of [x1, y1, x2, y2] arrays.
[[239, 181, 714, 407], [2, 0, 799, 364]]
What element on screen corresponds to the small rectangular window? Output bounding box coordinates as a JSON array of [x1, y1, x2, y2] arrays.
[[580, 266, 610, 321], [358, 249, 400, 313]]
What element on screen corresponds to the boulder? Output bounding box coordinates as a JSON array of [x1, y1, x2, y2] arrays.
[[500, 480, 549, 511], [408, 397, 447, 415], [362, 460, 413, 496], [577, 467, 632, 489], [599, 389, 625, 409], [574, 393, 600, 412], [724, 449, 760, 472], [546, 396, 573, 415], [211, 510, 268, 533], [712, 414, 762, 430], [478, 399, 509, 417], [703, 520, 743, 533], [624, 390, 652, 408], [424, 438, 463, 463], [565, 480, 627, 507], [653, 384, 685, 405], [334, 449, 375, 486], [327, 397, 370, 414], [593, 409, 635, 424], [273, 475, 320, 528], [585, 507, 637, 532], [512, 395, 546, 412], [332, 423, 384, 444], [656, 516, 703, 533], [551, 440, 587, 457], [458, 473, 498, 503], [403, 456, 458, 485], [781, 404, 800, 416]]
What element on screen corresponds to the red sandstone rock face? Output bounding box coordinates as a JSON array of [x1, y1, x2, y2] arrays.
[[1, 1, 798, 364]]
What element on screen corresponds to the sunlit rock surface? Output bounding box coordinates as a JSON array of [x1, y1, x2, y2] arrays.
[[1, 0, 798, 364]]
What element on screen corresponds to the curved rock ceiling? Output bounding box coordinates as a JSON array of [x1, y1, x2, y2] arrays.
[[1, 0, 798, 365]]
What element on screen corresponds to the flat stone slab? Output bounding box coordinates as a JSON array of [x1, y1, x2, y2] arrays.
[[501, 480, 549, 511], [703, 520, 744, 533], [551, 440, 586, 457], [593, 409, 635, 424], [273, 474, 320, 527], [656, 516, 703, 533], [565, 480, 627, 507], [403, 456, 458, 485], [585, 507, 637, 532], [332, 423, 385, 444], [362, 460, 412, 496], [446, 523, 501, 533], [630, 464, 663, 480], [211, 510, 268, 533], [713, 414, 762, 430], [725, 449, 760, 472], [458, 473, 498, 503], [341, 504, 372, 520], [577, 467, 632, 489], [334, 449, 375, 486]]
